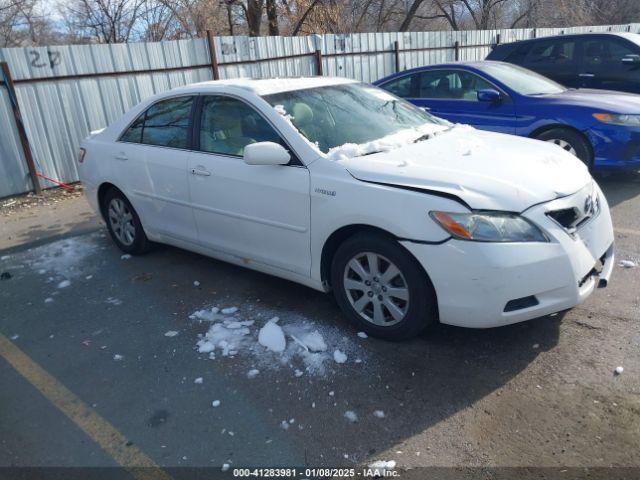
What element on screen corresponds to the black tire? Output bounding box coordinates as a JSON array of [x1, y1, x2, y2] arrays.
[[331, 233, 437, 341], [535, 128, 592, 168], [102, 188, 151, 255]]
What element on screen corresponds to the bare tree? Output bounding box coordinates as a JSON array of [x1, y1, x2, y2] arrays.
[[62, 0, 145, 43]]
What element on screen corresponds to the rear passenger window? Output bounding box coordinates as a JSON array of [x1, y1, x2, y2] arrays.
[[526, 39, 576, 65], [120, 96, 194, 149]]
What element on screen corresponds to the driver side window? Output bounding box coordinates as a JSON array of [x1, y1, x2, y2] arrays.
[[418, 70, 494, 101], [198, 96, 284, 157]]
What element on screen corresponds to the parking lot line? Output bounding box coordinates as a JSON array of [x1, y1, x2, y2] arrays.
[[0, 333, 173, 480], [615, 227, 640, 237]]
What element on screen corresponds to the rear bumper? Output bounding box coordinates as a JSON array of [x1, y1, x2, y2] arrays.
[[402, 182, 614, 328]]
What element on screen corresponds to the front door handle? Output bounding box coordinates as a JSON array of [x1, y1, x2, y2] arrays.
[[191, 167, 211, 176], [579, 73, 595, 78]]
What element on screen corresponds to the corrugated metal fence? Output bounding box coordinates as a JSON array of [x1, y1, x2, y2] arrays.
[[0, 23, 638, 197]]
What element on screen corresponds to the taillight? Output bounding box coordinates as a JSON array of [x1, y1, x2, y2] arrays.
[[78, 148, 86, 164]]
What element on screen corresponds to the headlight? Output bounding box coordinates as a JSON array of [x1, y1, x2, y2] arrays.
[[430, 211, 549, 242], [592, 113, 640, 127]]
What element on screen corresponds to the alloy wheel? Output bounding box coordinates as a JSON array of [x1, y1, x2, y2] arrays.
[[108, 198, 136, 246], [546, 138, 577, 157], [343, 252, 410, 326]]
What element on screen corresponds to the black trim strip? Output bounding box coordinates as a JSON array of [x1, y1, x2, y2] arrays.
[[356, 177, 472, 210], [397, 236, 451, 245]]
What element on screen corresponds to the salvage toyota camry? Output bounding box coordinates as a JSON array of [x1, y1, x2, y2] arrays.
[[78, 77, 614, 340]]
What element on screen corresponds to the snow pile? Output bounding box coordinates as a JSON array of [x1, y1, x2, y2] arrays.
[[333, 349, 347, 364], [191, 304, 367, 377], [373, 410, 385, 418], [344, 410, 358, 423], [299, 330, 327, 352], [196, 317, 254, 357], [258, 318, 286, 352], [619, 260, 637, 268], [326, 124, 450, 161]]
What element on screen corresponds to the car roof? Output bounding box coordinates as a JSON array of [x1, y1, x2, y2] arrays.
[[171, 76, 358, 97], [374, 60, 507, 82], [495, 31, 640, 46]]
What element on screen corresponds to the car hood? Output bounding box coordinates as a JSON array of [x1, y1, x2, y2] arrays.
[[546, 88, 640, 112], [339, 126, 592, 212]]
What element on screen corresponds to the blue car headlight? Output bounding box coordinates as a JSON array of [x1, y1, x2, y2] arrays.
[[593, 113, 640, 127]]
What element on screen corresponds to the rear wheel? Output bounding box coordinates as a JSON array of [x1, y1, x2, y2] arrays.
[[331, 233, 437, 340], [535, 128, 592, 168], [102, 188, 151, 255]]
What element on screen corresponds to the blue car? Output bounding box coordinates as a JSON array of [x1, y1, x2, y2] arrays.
[[374, 61, 640, 171]]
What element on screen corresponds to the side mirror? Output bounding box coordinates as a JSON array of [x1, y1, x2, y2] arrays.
[[477, 89, 502, 103], [243, 142, 290, 166], [622, 54, 640, 65]]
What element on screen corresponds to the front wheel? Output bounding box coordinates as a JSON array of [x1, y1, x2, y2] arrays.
[[535, 128, 592, 169], [331, 233, 437, 341]]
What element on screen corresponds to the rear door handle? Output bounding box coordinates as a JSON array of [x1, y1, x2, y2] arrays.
[[191, 167, 211, 176], [579, 73, 595, 78], [114, 153, 128, 161]]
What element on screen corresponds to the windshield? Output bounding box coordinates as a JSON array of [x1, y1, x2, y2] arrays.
[[477, 63, 565, 95], [263, 83, 444, 154]]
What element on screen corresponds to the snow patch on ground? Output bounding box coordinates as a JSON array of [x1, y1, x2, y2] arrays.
[[344, 410, 358, 423], [164, 330, 179, 337], [619, 260, 637, 268], [191, 303, 367, 377], [25, 236, 98, 279]]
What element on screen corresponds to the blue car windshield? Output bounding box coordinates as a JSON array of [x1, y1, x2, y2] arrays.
[[477, 63, 566, 95]]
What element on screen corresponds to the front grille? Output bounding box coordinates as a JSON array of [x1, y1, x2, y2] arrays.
[[546, 185, 601, 234], [547, 208, 581, 230]]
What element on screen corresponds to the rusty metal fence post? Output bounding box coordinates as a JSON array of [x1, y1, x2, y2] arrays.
[[314, 49, 323, 76], [394, 41, 400, 72], [206, 30, 220, 80], [0, 61, 41, 195]]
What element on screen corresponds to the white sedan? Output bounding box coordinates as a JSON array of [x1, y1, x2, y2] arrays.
[[78, 77, 614, 340]]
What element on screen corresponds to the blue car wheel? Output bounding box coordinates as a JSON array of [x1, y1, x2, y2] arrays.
[[534, 128, 593, 169]]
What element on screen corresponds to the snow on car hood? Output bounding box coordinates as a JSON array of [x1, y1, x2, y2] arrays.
[[339, 126, 592, 212]]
